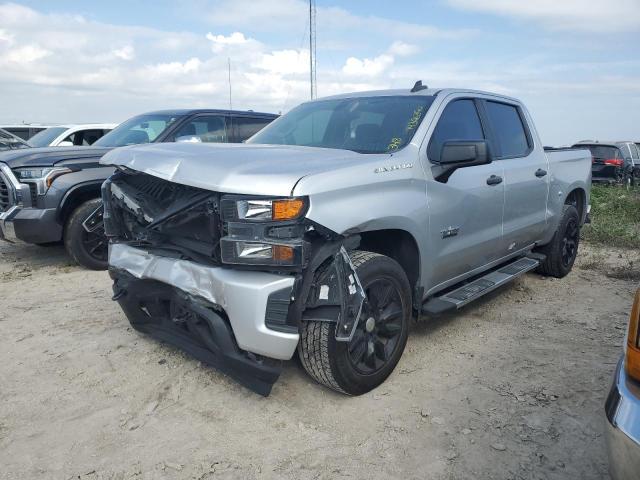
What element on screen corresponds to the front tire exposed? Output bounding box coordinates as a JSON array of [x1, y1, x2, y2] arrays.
[[64, 198, 108, 270], [535, 204, 580, 278], [298, 251, 411, 395]]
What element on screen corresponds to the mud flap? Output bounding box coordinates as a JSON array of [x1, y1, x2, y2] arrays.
[[302, 246, 365, 342]]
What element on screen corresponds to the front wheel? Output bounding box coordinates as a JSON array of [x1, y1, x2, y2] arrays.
[[64, 198, 108, 270], [535, 204, 580, 278], [298, 251, 411, 395]]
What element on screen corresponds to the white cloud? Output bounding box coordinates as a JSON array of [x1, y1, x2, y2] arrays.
[[206, 32, 251, 53], [112, 45, 135, 61], [203, 0, 477, 39], [342, 54, 394, 77], [257, 49, 309, 75], [388, 41, 419, 57], [3, 44, 50, 64], [446, 0, 640, 32], [0, 29, 15, 45]]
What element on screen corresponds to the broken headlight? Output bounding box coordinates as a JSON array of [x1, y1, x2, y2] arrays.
[[220, 196, 307, 267]]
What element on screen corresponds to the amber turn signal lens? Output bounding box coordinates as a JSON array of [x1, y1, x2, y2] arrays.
[[272, 198, 305, 221], [625, 289, 640, 382], [273, 245, 294, 262]]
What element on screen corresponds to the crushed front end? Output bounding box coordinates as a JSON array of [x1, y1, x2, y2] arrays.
[[103, 168, 366, 395]]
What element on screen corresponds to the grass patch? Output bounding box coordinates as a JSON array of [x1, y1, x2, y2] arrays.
[[581, 184, 640, 248]]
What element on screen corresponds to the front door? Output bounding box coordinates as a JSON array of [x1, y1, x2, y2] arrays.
[[424, 98, 505, 291]]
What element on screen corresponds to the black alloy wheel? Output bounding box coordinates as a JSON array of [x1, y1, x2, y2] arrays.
[[81, 222, 108, 263], [561, 216, 579, 268], [347, 277, 404, 375]]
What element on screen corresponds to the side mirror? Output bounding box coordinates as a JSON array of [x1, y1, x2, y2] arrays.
[[433, 140, 491, 183], [439, 140, 490, 166], [57, 141, 73, 147], [176, 135, 202, 143]]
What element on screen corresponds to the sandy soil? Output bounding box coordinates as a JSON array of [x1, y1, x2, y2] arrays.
[[1, 241, 638, 480]]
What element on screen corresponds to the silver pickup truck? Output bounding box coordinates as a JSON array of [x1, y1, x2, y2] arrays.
[[101, 85, 591, 396]]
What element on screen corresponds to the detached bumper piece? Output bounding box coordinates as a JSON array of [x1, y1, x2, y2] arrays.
[[111, 269, 282, 396]]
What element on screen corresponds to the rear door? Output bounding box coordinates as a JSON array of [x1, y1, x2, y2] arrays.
[[424, 97, 506, 289], [482, 100, 548, 251]]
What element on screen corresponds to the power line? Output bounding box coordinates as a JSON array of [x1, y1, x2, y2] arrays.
[[309, 0, 317, 99]]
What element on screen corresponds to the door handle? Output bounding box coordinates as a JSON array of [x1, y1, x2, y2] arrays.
[[486, 175, 503, 186], [535, 168, 547, 178]]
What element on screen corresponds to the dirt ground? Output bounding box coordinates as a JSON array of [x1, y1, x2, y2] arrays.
[[0, 241, 638, 480]]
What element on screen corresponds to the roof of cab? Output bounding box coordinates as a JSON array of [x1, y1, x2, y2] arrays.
[[313, 87, 522, 104], [136, 108, 278, 118]]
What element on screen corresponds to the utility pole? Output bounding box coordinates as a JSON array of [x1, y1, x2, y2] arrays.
[[227, 57, 232, 110], [309, 0, 317, 99]]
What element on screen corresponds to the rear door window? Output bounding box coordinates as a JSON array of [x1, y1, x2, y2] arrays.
[[428, 99, 485, 162], [484, 101, 530, 158]]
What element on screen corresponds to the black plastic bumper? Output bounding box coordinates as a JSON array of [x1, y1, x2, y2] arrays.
[[0, 206, 62, 244], [110, 268, 282, 396]]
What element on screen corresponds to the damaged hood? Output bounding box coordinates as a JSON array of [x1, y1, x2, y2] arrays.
[[101, 142, 386, 196]]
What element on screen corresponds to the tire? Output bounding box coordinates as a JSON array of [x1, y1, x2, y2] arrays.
[[298, 251, 411, 395], [535, 205, 580, 278], [64, 198, 108, 270]]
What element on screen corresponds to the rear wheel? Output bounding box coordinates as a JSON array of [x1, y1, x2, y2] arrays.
[[64, 198, 108, 270], [298, 251, 411, 395], [535, 205, 580, 278]]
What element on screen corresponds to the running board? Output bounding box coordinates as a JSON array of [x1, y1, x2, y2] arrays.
[[422, 256, 540, 315]]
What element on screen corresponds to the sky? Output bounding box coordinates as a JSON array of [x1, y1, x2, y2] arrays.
[[0, 0, 639, 145]]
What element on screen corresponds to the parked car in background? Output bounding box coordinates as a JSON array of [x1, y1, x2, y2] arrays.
[[28, 124, 117, 148], [572, 141, 636, 184], [605, 288, 640, 480], [0, 128, 30, 151], [101, 86, 591, 396], [0, 124, 56, 140], [0, 109, 277, 270]]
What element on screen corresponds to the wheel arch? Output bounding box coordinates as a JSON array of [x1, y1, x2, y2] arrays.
[[56, 181, 103, 225], [357, 228, 421, 300], [564, 187, 587, 224]]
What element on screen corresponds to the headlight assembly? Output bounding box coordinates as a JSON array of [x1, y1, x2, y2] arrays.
[[220, 195, 308, 267], [223, 197, 307, 222], [13, 167, 73, 194], [220, 239, 301, 266]]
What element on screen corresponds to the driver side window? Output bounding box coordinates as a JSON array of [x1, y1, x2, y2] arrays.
[[428, 99, 485, 162]]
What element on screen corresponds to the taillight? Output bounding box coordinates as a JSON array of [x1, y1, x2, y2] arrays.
[[625, 289, 640, 382], [604, 158, 624, 167]]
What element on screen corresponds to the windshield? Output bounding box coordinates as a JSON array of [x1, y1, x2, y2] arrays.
[[0, 128, 30, 150], [248, 95, 435, 154], [28, 127, 68, 147], [94, 114, 180, 147]]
